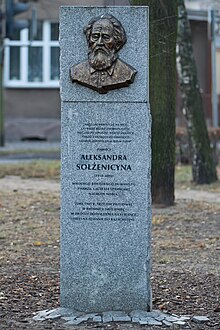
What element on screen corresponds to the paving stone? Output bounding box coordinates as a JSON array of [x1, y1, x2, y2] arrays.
[[139, 317, 162, 325], [102, 312, 113, 323], [155, 311, 173, 319], [53, 308, 81, 317], [83, 313, 99, 320], [165, 316, 181, 322], [155, 315, 166, 321], [146, 311, 163, 318], [147, 318, 163, 326], [174, 321, 187, 326], [62, 316, 78, 321], [46, 308, 64, 317], [179, 316, 191, 321], [45, 313, 61, 320], [64, 314, 95, 325], [108, 311, 130, 322], [33, 308, 82, 321], [92, 315, 102, 322], [33, 309, 51, 321], [139, 319, 150, 325], [192, 316, 209, 323], [163, 320, 173, 327], [113, 315, 131, 322], [33, 307, 202, 328], [38, 309, 51, 315], [43, 308, 64, 319]]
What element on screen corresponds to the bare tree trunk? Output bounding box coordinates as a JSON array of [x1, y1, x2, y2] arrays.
[[131, 0, 177, 205], [176, 0, 217, 184]]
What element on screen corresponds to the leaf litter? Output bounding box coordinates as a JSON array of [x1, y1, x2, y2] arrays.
[[0, 176, 219, 329]]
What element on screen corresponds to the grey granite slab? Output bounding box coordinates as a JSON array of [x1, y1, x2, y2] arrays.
[[110, 311, 131, 322], [155, 315, 166, 321], [92, 315, 102, 322], [192, 316, 209, 323], [147, 319, 163, 326], [60, 102, 151, 312], [50, 308, 81, 318], [163, 320, 173, 327], [62, 316, 77, 321], [33, 309, 52, 321], [60, 6, 149, 103], [179, 316, 190, 321], [165, 316, 181, 322], [33, 308, 210, 327], [102, 312, 113, 323], [60, 6, 151, 313], [139, 317, 162, 326], [173, 320, 187, 326]]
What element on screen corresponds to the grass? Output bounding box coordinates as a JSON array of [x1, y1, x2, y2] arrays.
[[0, 148, 59, 156], [0, 160, 60, 180], [175, 164, 192, 183], [175, 164, 220, 192]]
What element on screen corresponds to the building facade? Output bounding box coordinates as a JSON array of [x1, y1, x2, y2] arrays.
[[3, 0, 130, 141], [3, 0, 220, 141]]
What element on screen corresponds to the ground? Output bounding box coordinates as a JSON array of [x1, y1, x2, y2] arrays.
[[0, 164, 219, 329]]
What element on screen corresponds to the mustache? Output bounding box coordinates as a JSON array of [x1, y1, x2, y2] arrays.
[[90, 45, 111, 55], [88, 49, 117, 71]]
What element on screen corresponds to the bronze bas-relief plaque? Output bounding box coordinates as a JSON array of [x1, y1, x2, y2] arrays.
[[70, 14, 137, 94]]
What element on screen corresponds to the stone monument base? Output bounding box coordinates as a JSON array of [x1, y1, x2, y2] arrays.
[[33, 307, 193, 327]]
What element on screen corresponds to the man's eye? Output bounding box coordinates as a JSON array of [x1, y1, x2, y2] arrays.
[[103, 34, 110, 40], [91, 34, 99, 40]]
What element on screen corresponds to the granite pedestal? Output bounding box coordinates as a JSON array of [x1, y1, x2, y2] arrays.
[[60, 6, 151, 312]]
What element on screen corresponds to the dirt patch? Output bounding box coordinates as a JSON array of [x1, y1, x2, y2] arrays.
[[0, 176, 60, 193], [0, 177, 219, 329]]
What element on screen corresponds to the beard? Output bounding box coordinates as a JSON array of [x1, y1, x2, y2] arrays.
[[88, 47, 117, 71]]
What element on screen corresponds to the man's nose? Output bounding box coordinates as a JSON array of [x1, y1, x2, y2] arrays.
[[97, 34, 104, 45]]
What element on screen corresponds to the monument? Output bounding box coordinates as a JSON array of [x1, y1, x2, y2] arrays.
[[60, 6, 151, 312]]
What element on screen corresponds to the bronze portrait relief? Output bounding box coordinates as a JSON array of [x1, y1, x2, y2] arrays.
[[70, 14, 137, 94]]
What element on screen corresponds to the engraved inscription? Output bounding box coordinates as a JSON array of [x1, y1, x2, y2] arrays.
[[71, 199, 136, 222], [70, 14, 137, 94], [77, 123, 134, 143], [69, 120, 138, 222]]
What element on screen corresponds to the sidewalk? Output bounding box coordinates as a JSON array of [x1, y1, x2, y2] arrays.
[[0, 141, 60, 162]]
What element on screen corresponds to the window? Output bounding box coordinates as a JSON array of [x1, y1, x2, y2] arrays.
[[4, 21, 60, 88]]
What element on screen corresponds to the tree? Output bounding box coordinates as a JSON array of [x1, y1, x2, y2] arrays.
[[130, 0, 178, 206], [176, 0, 217, 184]]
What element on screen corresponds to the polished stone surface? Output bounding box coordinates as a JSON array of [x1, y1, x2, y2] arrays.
[[60, 102, 151, 311]]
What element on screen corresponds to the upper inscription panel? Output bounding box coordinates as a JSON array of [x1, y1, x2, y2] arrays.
[[60, 7, 149, 102], [70, 14, 137, 94]]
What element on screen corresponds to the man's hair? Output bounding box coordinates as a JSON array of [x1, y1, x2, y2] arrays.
[[84, 14, 127, 51]]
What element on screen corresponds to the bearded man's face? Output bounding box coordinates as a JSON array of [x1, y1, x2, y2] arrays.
[[88, 19, 118, 71]]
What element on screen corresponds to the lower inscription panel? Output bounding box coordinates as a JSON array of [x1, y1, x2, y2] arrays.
[[60, 101, 151, 311]]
